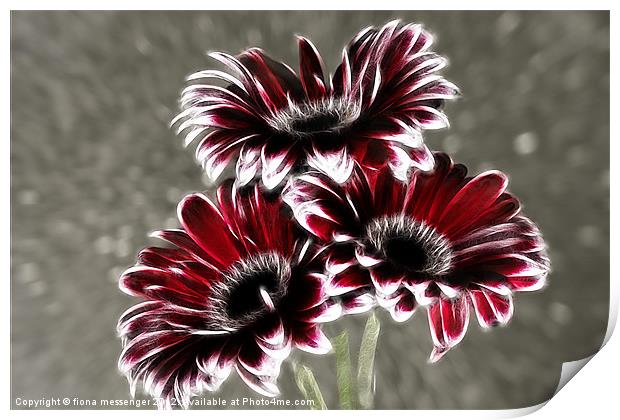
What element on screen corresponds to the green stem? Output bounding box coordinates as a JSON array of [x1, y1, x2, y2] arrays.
[[357, 312, 381, 409], [293, 362, 327, 410], [333, 331, 356, 409]]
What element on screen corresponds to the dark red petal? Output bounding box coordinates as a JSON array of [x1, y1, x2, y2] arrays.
[[452, 218, 535, 251], [389, 290, 418, 322], [404, 106, 450, 130], [119, 267, 210, 309], [327, 266, 371, 296], [391, 53, 447, 94], [236, 341, 282, 396], [208, 51, 274, 117], [297, 300, 342, 323], [331, 48, 352, 97], [235, 362, 280, 397], [285, 272, 326, 311], [238, 340, 278, 374], [452, 235, 545, 267], [117, 301, 166, 339], [439, 295, 469, 344], [379, 23, 425, 79], [253, 316, 292, 360], [306, 143, 355, 184], [371, 166, 408, 216], [425, 163, 468, 226], [347, 25, 377, 68], [119, 329, 225, 408], [292, 324, 333, 354], [341, 292, 376, 315], [297, 36, 327, 100], [437, 171, 509, 238], [369, 263, 405, 295], [197, 337, 240, 382], [178, 193, 242, 269], [325, 243, 357, 275], [469, 288, 514, 328], [187, 105, 261, 131], [464, 253, 548, 278], [214, 180, 248, 251], [359, 116, 420, 146], [195, 131, 252, 182], [238, 48, 305, 109], [179, 84, 254, 113], [261, 140, 299, 190], [235, 142, 263, 187], [448, 193, 522, 239], [506, 275, 547, 292], [231, 184, 295, 254], [350, 138, 389, 171], [427, 295, 469, 362], [282, 172, 360, 241], [137, 247, 193, 268], [403, 279, 437, 306], [388, 143, 434, 181], [119, 331, 186, 373], [150, 229, 218, 269], [404, 152, 453, 220], [119, 304, 219, 342], [355, 243, 384, 268]]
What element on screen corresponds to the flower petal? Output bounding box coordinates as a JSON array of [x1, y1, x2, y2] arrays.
[[178, 193, 241, 269], [235, 143, 262, 187], [369, 264, 404, 295], [302, 300, 343, 323], [507, 275, 547, 292], [235, 363, 280, 397], [389, 291, 418, 322], [427, 295, 469, 362], [325, 243, 357, 275], [297, 36, 327, 100], [293, 325, 333, 355], [238, 48, 305, 109], [437, 171, 509, 239], [119, 266, 210, 309], [469, 288, 514, 328], [341, 292, 376, 315], [327, 266, 371, 296], [282, 172, 362, 241], [307, 144, 355, 184], [119, 326, 225, 408], [469, 253, 549, 278], [261, 141, 299, 190]]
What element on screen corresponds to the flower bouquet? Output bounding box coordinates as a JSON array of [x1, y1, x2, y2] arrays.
[[116, 20, 550, 410]]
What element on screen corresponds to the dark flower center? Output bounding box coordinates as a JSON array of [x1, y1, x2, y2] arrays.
[[269, 98, 360, 138], [225, 270, 281, 320], [208, 253, 290, 330], [289, 111, 341, 134], [366, 216, 452, 276], [383, 237, 429, 272]]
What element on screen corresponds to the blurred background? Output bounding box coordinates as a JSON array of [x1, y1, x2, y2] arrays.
[[11, 11, 609, 410]]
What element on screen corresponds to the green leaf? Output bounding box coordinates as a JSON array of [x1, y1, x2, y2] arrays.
[[293, 362, 327, 410], [333, 331, 356, 409], [357, 312, 381, 409]]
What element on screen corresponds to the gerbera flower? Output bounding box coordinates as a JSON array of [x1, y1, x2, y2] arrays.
[[173, 20, 458, 190], [282, 153, 550, 362], [117, 182, 340, 409]]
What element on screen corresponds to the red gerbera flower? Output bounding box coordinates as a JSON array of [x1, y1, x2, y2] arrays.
[[117, 183, 340, 408], [282, 153, 550, 362], [173, 20, 458, 190]]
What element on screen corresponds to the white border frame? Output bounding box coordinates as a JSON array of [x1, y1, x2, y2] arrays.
[[4, 3, 616, 419]]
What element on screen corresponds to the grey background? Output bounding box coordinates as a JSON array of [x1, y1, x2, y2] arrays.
[[11, 11, 609, 410]]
